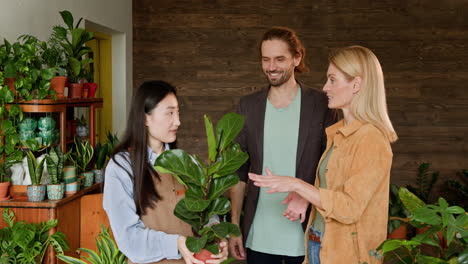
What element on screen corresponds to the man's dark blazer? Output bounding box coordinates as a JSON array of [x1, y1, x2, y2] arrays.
[[235, 83, 336, 241]]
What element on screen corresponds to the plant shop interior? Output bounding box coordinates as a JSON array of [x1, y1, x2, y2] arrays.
[[0, 1, 467, 264]]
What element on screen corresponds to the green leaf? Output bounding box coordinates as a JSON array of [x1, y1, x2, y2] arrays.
[[215, 143, 249, 177], [380, 240, 404, 254], [57, 255, 88, 264], [446, 206, 465, 215], [415, 255, 446, 264], [155, 149, 206, 187], [206, 197, 230, 219], [208, 174, 239, 200], [59, 10, 74, 30], [204, 243, 219, 254], [204, 115, 217, 162], [68, 57, 81, 77], [413, 207, 441, 226], [399, 187, 426, 214], [174, 199, 202, 230], [211, 222, 241, 238], [183, 197, 211, 212], [186, 235, 207, 253], [216, 113, 245, 151]]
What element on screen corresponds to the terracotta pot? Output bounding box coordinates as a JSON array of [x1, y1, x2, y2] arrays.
[[0, 181, 10, 201], [388, 223, 407, 239], [10, 185, 28, 200], [68, 83, 83, 99], [50, 76, 67, 98], [194, 249, 215, 263], [5, 77, 16, 93], [85, 82, 98, 98]]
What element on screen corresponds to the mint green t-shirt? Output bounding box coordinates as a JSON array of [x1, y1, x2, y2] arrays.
[[246, 87, 305, 256]]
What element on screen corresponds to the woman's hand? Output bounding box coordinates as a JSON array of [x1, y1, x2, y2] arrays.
[[248, 167, 301, 193], [206, 239, 229, 264], [282, 192, 309, 223], [177, 236, 204, 264]]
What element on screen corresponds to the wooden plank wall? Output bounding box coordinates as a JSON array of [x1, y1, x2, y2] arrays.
[[133, 0, 468, 196]]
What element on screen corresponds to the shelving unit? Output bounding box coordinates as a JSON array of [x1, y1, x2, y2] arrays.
[[12, 98, 103, 152]]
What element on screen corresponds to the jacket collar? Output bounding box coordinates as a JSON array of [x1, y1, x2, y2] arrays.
[[326, 119, 364, 138]]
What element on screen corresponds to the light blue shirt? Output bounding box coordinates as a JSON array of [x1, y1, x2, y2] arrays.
[[103, 145, 182, 263], [246, 87, 305, 256]]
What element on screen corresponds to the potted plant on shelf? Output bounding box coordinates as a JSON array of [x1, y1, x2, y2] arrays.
[[57, 225, 127, 264], [52, 10, 94, 99], [70, 137, 94, 188], [0, 72, 24, 200], [92, 131, 118, 184], [0, 208, 70, 264], [25, 148, 47, 202], [76, 114, 89, 138], [3, 35, 56, 101], [46, 145, 70, 200], [388, 184, 410, 239], [43, 32, 68, 98], [155, 113, 246, 262]]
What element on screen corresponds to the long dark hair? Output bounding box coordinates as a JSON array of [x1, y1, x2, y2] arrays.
[[107, 80, 177, 216]]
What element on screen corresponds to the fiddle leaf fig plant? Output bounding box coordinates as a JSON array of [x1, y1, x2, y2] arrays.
[[155, 113, 248, 254]]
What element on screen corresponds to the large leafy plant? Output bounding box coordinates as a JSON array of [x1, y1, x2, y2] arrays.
[[155, 113, 247, 254], [0, 208, 69, 264], [52, 10, 94, 83], [57, 225, 127, 264], [0, 67, 24, 183], [372, 188, 468, 264], [1, 36, 56, 100]]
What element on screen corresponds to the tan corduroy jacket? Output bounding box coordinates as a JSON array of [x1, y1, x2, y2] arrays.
[[303, 120, 393, 264]]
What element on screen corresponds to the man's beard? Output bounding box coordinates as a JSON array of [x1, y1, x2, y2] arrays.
[[264, 67, 294, 87]]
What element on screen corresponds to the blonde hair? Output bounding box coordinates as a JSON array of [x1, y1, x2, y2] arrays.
[[329, 45, 398, 142]]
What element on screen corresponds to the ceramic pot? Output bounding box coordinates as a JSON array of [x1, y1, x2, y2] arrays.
[[65, 181, 79, 197], [27, 185, 46, 202], [76, 125, 89, 137], [81, 172, 94, 188], [85, 83, 98, 98], [19, 130, 36, 141], [47, 183, 65, 200], [5, 77, 16, 93], [19, 117, 37, 132], [38, 116, 56, 131], [68, 83, 83, 99], [93, 169, 104, 183], [37, 129, 54, 145], [63, 166, 77, 184]]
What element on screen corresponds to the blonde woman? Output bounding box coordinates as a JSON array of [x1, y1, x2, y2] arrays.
[[249, 46, 397, 264]]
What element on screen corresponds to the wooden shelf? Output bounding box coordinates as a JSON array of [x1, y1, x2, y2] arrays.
[[9, 98, 103, 152]]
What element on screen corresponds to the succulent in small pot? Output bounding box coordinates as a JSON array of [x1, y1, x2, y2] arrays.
[[45, 145, 70, 200], [25, 149, 47, 202], [155, 113, 247, 258], [69, 137, 94, 175]]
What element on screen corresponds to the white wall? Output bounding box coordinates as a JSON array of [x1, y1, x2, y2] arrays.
[[0, 0, 132, 136]]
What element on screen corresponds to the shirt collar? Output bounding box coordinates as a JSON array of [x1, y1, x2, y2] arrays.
[[147, 143, 170, 165]]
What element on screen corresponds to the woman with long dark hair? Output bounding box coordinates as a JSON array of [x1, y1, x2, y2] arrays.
[[103, 81, 228, 264]]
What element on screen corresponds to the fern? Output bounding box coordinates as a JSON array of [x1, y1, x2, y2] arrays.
[[406, 162, 439, 203]]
